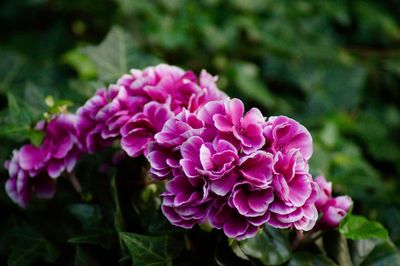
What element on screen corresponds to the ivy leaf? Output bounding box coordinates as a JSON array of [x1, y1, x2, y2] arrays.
[[339, 215, 388, 240], [238, 225, 291, 265], [119, 232, 182, 266], [288, 252, 337, 266], [74, 245, 101, 266], [7, 227, 59, 266], [349, 239, 400, 265], [82, 26, 160, 82], [68, 228, 113, 250]]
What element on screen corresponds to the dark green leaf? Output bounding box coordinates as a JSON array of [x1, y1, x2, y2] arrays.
[[74, 245, 101, 266], [288, 252, 337, 266], [340, 215, 388, 240], [82, 26, 160, 82], [7, 227, 59, 266], [119, 232, 182, 266], [238, 225, 291, 265], [323, 230, 352, 266], [68, 228, 112, 249], [349, 239, 400, 266], [68, 203, 102, 228]]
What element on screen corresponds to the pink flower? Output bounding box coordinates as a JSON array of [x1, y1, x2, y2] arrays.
[[272, 150, 312, 207], [121, 101, 173, 157], [147, 143, 180, 180], [155, 109, 204, 149], [117, 64, 226, 114], [239, 151, 274, 188], [39, 114, 82, 178], [314, 176, 332, 209], [213, 98, 265, 153], [268, 181, 319, 231], [319, 196, 353, 228], [4, 150, 55, 208], [77, 87, 118, 152], [208, 199, 260, 240], [263, 116, 313, 160], [161, 175, 213, 229]]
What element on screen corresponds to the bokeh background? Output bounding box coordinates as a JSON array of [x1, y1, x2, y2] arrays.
[[1, 0, 400, 265]]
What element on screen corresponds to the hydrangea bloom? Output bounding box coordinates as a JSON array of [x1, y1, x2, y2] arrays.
[[5, 150, 55, 207], [153, 98, 318, 239], [4, 114, 81, 207], [5, 64, 351, 242]]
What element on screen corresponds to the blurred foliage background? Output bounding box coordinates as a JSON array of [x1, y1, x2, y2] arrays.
[[1, 0, 400, 265]]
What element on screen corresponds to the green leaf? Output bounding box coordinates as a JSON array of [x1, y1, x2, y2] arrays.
[[231, 62, 276, 110], [339, 215, 388, 240], [68, 203, 102, 228], [0, 50, 25, 93], [74, 245, 101, 266], [119, 232, 182, 266], [288, 252, 337, 266], [63, 48, 97, 80], [82, 26, 160, 82], [323, 230, 352, 266], [349, 239, 400, 266], [238, 225, 291, 265], [7, 227, 59, 266], [68, 228, 112, 249]]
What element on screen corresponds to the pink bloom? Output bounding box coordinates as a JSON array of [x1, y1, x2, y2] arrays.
[[96, 86, 148, 139], [147, 143, 180, 180], [213, 98, 265, 153], [155, 109, 204, 149], [39, 114, 82, 178], [272, 150, 312, 207], [161, 175, 212, 229], [117, 64, 226, 114], [268, 181, 319, 231], [263, 116, 313, 160], [314, 176, 332, 209], [121, 101, 173, 157], [319, 196, 353, 228], [239, 151, 274, 188], [229, 182, 274, 219], [4, 150, 55, 208], [77, 88, 118, 152], [179, 136, 240, 195], [208, 199, 260, 240]]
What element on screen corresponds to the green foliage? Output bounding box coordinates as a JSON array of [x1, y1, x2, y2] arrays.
[[238, 225, 291, 265], [7, 228, 59, 266], [119, 232, 182, 266], [1, 0, 400, 265], [340, 215, 389, 240]]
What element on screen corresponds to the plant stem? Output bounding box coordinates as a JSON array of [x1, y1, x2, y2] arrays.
[[68, 172, 82, 193]]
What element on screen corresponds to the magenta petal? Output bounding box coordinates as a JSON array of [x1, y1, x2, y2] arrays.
[[226, 98, 244, 125], [210, 172, 238, 196], [223, 216, 249, 238], [288, 174, 312, 207], [19, 145, 45, 170], [48, 160, 65, 178], [247, 188, 274, 213], [213, 114, 233, 131]]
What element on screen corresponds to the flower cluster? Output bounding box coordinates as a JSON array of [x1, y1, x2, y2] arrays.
[[77, 64, 226, 156], [150, 98, 319, 239], [4, 63, 352, 240], [5, 64, 225, 207], [314, 176, 353, 228], [5, 114, 81, 207]]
